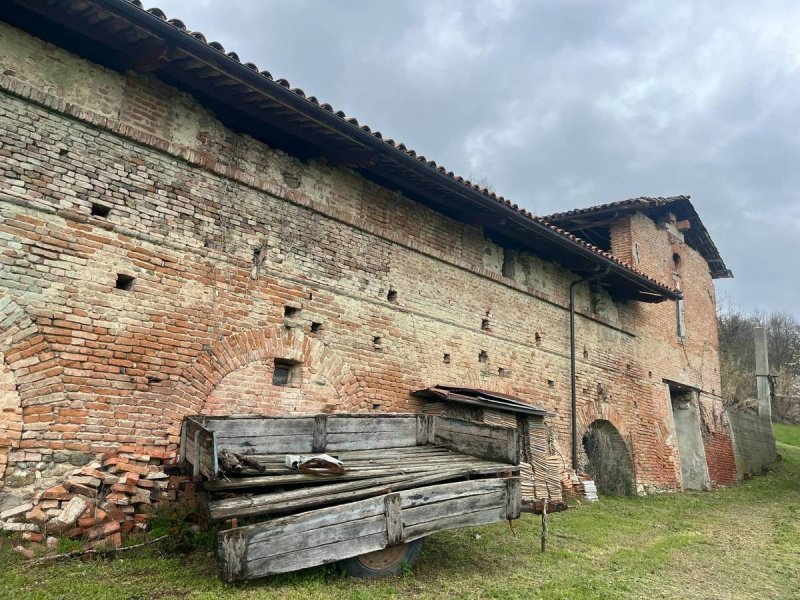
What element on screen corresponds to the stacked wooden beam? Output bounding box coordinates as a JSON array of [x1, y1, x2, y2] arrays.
[[482, 409, 517, 429], [0, 445, 192, 556], [207, 445, 518, 521], [545, 455, 564, 502], [526, 418, 549, 500]]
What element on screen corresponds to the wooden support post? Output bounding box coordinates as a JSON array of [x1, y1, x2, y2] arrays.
[[219, 527, 247, 582], [385, 492, 403, 546], [541, 499, 548, 553], [312, 415, 327, 453], [505, 478, 521, 520], [179, 420, 187, 467], [416, 414, 434, 445], [192, 429, 201, 478], [212, 431, 220, 479]]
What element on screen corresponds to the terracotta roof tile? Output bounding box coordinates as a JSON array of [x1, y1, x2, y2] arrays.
[[120, 1, 679, 294]]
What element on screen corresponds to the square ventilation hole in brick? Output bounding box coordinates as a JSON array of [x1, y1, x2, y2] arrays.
[[443, 353, 451, 364], [272, 359, 299, 386], [372, 336, 383, 351], [115, 274, 134, 291], [284, 305, 301, 318], [311, 322, 323, 333], [481, 318, 491, 331], [387, 288, 398, 303], [478, 350, 488, 363], [91, 203, 111, 217]]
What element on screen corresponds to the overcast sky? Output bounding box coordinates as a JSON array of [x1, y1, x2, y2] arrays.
[[156, 0, 800, 317]]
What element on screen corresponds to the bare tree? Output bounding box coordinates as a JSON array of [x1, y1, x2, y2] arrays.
[[717, 304, 800, 422]]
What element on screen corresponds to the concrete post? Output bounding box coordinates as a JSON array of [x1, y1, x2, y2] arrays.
[[754, 327, 772, 419]]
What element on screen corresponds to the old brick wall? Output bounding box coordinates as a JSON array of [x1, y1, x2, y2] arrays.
[[609, 212, 737, 488], [0, 22, 732, 495]]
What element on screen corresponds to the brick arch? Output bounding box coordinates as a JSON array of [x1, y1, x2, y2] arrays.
[[168, 326, 366, 437], [0, 297, 66, 477], [577, 396, 629, 441]]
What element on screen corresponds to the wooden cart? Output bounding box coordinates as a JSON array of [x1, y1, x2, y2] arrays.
[[181, 413, 521, 581]]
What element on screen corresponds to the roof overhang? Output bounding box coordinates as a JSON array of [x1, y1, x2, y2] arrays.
[[413, 386, 550, 417], [3, 0, 680, 303], [545, 196, 732, 279]]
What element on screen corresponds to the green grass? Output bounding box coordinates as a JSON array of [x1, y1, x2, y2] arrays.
[[2, 440, 800, 600], [774, 422, 800, 447]]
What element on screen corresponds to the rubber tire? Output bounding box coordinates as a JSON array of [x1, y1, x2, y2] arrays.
[[338, 538, 425, 578]]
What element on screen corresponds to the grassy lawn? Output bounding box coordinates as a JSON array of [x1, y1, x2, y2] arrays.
[[2, 426, 799, 600]]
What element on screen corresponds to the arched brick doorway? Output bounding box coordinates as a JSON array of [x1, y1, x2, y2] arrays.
[[581, 419, 635, 496], [169, 327, 366, 438]]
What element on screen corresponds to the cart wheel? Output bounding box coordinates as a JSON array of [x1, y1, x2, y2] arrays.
[[338, 539, 424, 578]]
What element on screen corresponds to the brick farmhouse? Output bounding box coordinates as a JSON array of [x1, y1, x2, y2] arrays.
[[0, 1, 739, 502]]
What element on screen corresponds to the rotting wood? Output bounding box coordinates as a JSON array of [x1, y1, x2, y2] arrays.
[[245, 531, 388, 579], [219, 527, 248, 583], [209, 466, 493, 520], [312, 414, 327, 453], [384, 493, 402, 546], [192, 429, 201, 478], [185, 414, 525, 580], [247, 514, 386, 560], [205, 464, 488, 491], [402, 490, 506, 528], [403, 507, 505, 542], [505, 478, 522, 520]]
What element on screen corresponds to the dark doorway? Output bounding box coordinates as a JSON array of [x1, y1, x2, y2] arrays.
[[668, 384, 710, 490], [582, 420, 635, 496]]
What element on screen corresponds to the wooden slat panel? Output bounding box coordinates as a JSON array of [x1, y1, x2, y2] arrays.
[[326, 415, 416, 434], [400, 478, 508, 509], [402, 507, 505, 542], [245, 532, 387, 579], [385, 493, 403, 546], [402, 490, 506, 528], [433, 416, 519, 464], [207, 417, 316, 437], [325, 429, 417, 451], [215, 435, 314, 454], [248, 515, 386, 560], [218, 477, 519, 581]]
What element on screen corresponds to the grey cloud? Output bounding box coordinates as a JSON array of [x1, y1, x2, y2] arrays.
[[156, 0, 800, 315]]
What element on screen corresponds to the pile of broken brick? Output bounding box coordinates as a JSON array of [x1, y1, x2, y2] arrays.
[[0, 445, 196, 558]]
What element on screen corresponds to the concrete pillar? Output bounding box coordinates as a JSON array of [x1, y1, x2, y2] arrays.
[[754, 327, 772, 419]]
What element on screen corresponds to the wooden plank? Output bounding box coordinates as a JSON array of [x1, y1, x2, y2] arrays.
[[218, 527, 247, 582], [215, 435, 314, 454], [209, 467, 480, 520], [179, 420, 188, 467], [433, 416, 519, 464], [312, 414, 327, 453], [416, 414, 435, 445], [205, 465, 461, 491], [400, 478, 508, 509], [245, 497, 385, 544], [209, 472, 428, 520], [402, 507, 506, 542], [212, 432, 219, 479], [402, 490, 506, 527], [192, 429, 201, 478], [245, 532, 387, 579], [241, 446, 451, 461], [248, 515, 386, 560], [385, 493, 403, 546], [325, 430, 417, 451], [505, 478, 521, 520], [206, 417, 316, 437], [326, 416, 416, 434]]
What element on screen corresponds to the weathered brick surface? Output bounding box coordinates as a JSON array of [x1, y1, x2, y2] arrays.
[[0, 22, 737, 494]]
